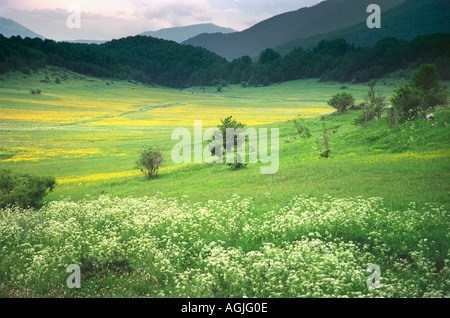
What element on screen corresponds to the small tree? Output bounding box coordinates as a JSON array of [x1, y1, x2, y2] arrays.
[[328, 92, 355, 113], [391, 64, 449, 120], [291, 115, 311, 138], [357, 81, 386, 126], [209, 116, 247, 170], [319, 123, 331, 158], [135, 145, 164, 179]]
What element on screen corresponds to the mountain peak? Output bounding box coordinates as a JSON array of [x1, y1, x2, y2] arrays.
[[0, 17, 45, 39], [139, 23, 236, 43]]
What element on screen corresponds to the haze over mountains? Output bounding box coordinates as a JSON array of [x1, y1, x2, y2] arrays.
[[139, 23, 236, 43], [0, 19, 234, 46], [182, 0, 407, 60], [1, 0, 449, 63], [275, 0, 450, 55], [0, 17, 44, 39]]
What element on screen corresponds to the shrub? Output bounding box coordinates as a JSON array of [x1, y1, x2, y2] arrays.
[[291, 115, 312, 138], [357, 81, 386, 126], [318, 123, 331, 158], [0, 169, 56, 209], [328, 92, 355, 113], [135, 145, 164, 179], [391, 64, 449, 121]]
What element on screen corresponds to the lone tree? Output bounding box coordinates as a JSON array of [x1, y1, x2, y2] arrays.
[[135, 145, 164, 179], [357, 81, 386, 126], [391, 64, 449, 120], [328, 92, 355, 113], [209, 116, 247, 170]]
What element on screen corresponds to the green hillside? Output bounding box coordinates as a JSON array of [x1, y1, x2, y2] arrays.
[[182, 0, 405, 60], [2, 32, 449, 89], [0, 68, 449, 297], [276, 0, 450, 54]]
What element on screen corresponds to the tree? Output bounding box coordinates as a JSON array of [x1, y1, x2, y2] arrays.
[[318, 123, 331, 158], [357, 81, 386, 126], [259, 48, 281, 65], [210, 116, 247, 170], [135, 145, 164, 179], [328, 92, 355, 113], [391, 64, 449, 120]]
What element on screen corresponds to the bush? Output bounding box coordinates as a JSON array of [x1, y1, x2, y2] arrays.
[[357, 81, 386, 126], [0, 170, 56, 209], [291, 115, 312, 138], [328, 92, 355, 113], [318, 123, 331, 158], [391, 64, 449, 121], [135, 145, 164, 179]]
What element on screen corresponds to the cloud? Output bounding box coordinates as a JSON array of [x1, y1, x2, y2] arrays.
[[0, 0, 324, 40]]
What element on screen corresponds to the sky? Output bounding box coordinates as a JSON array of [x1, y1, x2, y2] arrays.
[[0, 0, 325, 41]]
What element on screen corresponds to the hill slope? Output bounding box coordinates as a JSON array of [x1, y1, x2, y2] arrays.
[[276, 0, 450, 54], [182, 0, 405, 60], [140, 23, 235, 43], [0, 17, 44, 39]]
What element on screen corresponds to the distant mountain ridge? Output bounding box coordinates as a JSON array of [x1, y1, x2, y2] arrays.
[[63, 40, 106, 45], [0, 17, 44, 39], [182, 0, 406, 60], [275, 0, 450, 54], [139, 23, 235, 43]]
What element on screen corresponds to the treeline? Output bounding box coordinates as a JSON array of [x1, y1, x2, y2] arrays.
[[253, 34, 450, 84], [0, 33, 449, 88], [0, 35, 229, 88]]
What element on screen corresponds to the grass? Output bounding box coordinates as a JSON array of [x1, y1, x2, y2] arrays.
[[0, 67, 449, 298]]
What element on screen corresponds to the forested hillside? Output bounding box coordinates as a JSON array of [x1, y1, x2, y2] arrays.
[[275, 0, 450, 54], [182, 0, 405, 61], [0, 33, 449, 88]]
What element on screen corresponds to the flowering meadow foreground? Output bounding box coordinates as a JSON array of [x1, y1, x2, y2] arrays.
[[0, 194, 448, 298]]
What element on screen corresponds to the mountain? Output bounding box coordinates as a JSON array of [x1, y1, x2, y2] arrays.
[[275, 0, 450, 55], [63, 40, 106, 45], [182, 0, 406, 60], [0, 17, 44, 39], [139, 23, 235, 43]]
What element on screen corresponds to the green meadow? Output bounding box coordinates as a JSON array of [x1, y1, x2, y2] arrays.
[[0, 68, 449, 298]]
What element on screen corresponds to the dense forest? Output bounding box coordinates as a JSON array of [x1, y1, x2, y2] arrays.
[[0, 33, 449, 88]]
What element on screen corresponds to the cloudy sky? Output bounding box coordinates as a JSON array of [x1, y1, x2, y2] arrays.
[[0, 0, 324, 41]]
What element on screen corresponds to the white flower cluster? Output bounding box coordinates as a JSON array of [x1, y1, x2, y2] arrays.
[[0, 194, 447, 298]]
